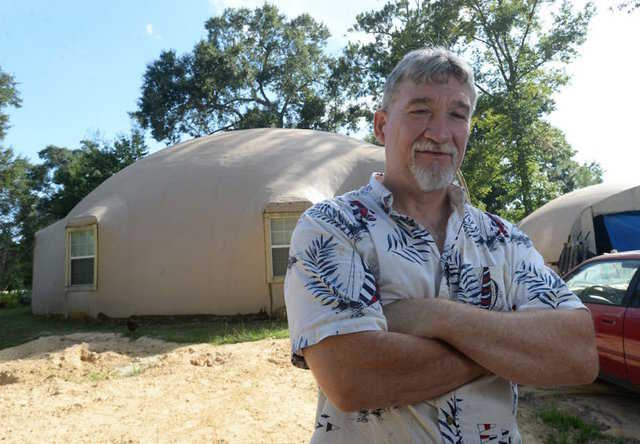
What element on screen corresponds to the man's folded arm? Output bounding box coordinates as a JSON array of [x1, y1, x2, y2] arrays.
[[302, 330, 487, 412], [384, 298, 598, 387]]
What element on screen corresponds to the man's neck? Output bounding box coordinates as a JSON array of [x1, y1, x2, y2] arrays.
[[382, 175, 453, 251]]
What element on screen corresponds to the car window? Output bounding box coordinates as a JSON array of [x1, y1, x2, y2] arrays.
[[566, 260, 640, 306]]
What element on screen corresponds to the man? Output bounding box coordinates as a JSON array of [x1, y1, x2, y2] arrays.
[[284, 47, 598, 443]]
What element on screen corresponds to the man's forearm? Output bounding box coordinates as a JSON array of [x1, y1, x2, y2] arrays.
[[386, 299, 598, 387], [303, 330, 487, 412]]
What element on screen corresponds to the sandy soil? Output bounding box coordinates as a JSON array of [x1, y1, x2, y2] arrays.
[[1, 333, 639, 443], [0, 333, 317, 443]]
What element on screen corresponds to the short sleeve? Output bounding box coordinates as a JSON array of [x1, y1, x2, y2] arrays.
[[508, 227, 586, 312], [284, 203, 386, 369]]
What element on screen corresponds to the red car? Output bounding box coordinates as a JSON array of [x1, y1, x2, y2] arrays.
[[564, 251, 640, 388]]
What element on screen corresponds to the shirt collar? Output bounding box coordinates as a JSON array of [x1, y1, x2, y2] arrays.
[[366, 172, 467, 217]]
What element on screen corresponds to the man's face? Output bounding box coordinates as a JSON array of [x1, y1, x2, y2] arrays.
[[374, 77, 471, 192]]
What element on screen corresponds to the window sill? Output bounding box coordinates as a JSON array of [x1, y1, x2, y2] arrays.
[[66, 284, 97, 292]]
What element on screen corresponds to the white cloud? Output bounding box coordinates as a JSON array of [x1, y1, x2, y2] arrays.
[[145, 23, 162, 40]]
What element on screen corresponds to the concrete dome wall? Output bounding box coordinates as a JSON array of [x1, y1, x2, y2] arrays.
[[32, 129, 385, 317]]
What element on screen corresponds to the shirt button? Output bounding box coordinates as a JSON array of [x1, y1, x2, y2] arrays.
[[447, 415, 454, 425]]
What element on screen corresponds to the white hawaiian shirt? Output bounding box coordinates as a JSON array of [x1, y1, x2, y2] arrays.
[[284, 173, 586, 444]]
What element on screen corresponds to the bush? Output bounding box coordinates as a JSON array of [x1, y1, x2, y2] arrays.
[[0, 290, 31, 309]]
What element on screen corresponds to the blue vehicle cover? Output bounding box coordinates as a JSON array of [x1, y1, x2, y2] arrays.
[[603, 211, 640, 251]]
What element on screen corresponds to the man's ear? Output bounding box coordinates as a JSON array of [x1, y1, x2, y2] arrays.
[[373, 110, 387, 145]]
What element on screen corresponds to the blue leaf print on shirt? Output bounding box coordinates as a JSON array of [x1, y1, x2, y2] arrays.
[[508, 225, 533, 248], [307, 202, 368, 241], [386, 216, 434, 264], [301, 235, 374, 317], [514, 262, 575, 309], [438, 395, 463, 444]]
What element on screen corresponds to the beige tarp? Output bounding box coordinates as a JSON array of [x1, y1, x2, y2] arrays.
[[518, 182, 640, 270]]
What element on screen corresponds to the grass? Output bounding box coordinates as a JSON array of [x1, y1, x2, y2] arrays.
[[0, 306, 289, 351], [539, 405, 627, 444]]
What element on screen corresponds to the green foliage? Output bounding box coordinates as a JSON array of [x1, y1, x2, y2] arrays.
[[343, 0, 473, 107], [132, 4, 357, 144], [0, 147, 44, 290], [37, 128, 148, 221], [466, 0, 596, 218], [0, 67, 21, 141], [342, 0, 601, 220]]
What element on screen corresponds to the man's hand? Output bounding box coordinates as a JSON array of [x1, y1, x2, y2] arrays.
[[385, 298, 598, 387]]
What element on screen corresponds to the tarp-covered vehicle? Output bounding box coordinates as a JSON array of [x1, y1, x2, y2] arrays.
[[519, 183, 640, 274]]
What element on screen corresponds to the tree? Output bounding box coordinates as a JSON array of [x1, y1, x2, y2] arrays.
[[0, 68, 21, 141], [0, 67, 27, 290], [38, 129, 149, 220], [614, 1, 640, 13], [341, 0, 600, 220], [133, 5, 355, 145]]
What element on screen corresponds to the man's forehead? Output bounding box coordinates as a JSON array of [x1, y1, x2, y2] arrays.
[[397, 79, 471, 106]]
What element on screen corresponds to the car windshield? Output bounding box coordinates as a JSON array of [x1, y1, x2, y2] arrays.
[[566, 259, 640, 305]]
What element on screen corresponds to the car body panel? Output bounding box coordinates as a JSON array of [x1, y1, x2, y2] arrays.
[[564, 251, 640, 388], [587, 303, 627, 380], [625, 306, 640, 385]]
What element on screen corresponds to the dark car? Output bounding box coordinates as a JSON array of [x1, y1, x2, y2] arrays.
[[564, 251, 640, 388]]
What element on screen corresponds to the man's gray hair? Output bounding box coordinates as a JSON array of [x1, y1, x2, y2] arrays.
[[381, 47, 477, 113]]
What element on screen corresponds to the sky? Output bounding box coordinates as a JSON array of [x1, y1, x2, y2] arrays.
[[1, 0, 638, 183]]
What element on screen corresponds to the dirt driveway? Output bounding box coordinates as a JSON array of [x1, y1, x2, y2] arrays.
[[1, 333, 639, 443]]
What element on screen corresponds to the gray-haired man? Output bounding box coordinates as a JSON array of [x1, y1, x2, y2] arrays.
[[284, 47, 598, 443]]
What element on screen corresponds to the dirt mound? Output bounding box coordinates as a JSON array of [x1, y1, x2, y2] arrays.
[[0, 333, 317, 443]]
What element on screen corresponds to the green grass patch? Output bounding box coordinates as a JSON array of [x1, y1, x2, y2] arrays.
[[539, 406, 607, 444], [0, 306, 289, 351], [126, 318, 289, 345], [0, 306, 119, 350]]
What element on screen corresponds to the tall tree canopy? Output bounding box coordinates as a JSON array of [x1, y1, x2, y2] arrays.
[[37, 129, 149, 221], [615, 1, 640, 12], [0, 68, 21, 141], [133, 4, 361, 145], [0, 67, 32, 290], [342, 0, 601, 220]]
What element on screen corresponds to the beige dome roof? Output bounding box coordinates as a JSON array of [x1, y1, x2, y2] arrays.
[[32, 129, 385, 317]]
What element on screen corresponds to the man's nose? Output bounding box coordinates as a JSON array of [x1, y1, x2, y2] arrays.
[[423, 114, 451, 145]]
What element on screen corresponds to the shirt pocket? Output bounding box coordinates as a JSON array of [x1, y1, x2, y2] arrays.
[[454, 265, 508, 311]]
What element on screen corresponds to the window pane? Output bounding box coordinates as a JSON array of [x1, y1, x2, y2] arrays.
[[70, 229, 95, 257], [272, 247, 289, 277], [566, 260, 639, 306], [270, 216, 298, 247], [271, 230, 289, 245], [71, 258, 94, 285]]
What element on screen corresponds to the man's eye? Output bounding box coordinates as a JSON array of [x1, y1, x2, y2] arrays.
[[451, 113, 467, 120], [410, 109, 430, 114]]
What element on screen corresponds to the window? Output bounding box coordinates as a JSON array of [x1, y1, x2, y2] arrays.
[[269, 216, 299, 278], [263, 200, 310, 283], [565, 260, 640, 306], [66, 225, 98, 289]]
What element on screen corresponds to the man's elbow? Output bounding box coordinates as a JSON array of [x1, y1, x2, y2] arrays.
[[568, 322, 599, 385], [576, 341, 599, 384], [324, 381, 371, 412]]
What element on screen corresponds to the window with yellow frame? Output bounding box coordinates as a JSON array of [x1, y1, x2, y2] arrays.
[[65, 224, 98, 290], [264, 213, 301, 283]]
